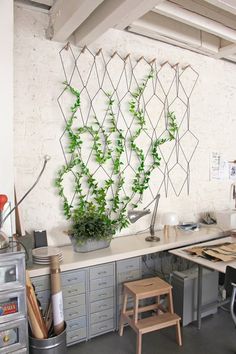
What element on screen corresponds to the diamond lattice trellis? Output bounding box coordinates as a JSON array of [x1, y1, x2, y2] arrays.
[[57, 44, 199, 221]]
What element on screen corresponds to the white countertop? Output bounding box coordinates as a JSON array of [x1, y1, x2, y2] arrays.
[[169, 236, 236, 274], [28, 225, 229, 277]]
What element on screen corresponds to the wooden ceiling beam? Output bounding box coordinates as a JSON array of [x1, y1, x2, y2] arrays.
[[114, 0, 166, 30], [74, 0, 162, 46], [170, 0, 236, 30], [49, 0, 104, 42], [129, 12, 219, 54], [203, 0, 236, 15], [30, 0, 53, 6], [214, 43, 236, 58], [153, 1, 236, 42]]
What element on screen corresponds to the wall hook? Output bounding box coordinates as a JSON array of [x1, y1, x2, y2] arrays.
[[111, 51, 117, 58], [81, 46, 87, 53], [124, 53, 130, 61], [96, 48, 102, 56]]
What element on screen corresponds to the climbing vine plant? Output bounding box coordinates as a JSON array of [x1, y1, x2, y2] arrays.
[[56, 67, 179, 231]]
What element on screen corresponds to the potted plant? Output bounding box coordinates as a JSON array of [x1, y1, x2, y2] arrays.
[[69, 207, 116, 252]]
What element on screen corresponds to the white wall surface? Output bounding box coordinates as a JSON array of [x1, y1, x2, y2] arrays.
[[14, 5, 236, 246], [0, 0, 14, 234]]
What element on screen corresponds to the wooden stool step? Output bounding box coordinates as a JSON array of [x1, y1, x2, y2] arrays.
[[119, 277, 182, 354], [135, 313, 180, 333]]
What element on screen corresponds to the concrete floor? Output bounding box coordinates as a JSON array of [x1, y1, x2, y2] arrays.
[[67, 309, 236, 354]]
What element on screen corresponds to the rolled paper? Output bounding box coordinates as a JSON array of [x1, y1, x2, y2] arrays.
[[50, 255, 64, 335]]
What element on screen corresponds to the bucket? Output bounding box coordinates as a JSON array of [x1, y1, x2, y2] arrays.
[[29, 324, 67, 354]]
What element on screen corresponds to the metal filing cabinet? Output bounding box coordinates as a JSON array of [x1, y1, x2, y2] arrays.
[[88, 263, 116, 338], [0, 251, 28, 353], [172, 267, 218, 326], [116, 257, 142, 329], [32, 268, 87, 346]]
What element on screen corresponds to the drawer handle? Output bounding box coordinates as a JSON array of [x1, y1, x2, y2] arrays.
[[68, 277, 78, 282], [70, 335, 80, 340], [127, 265, 134, 269], [97, 271, 107, 275], [69, 324, 79, 329], [98, 325, 108, 330], [98, 293, 107, 297], [99, 315, 108, 319], [69, 312, 79, 316], [126, 276, 134, 280], [99, 304, 107, 309], [68, 301, 78, 305], [68, 289, 77, 294], [98, 282, 107, 286]]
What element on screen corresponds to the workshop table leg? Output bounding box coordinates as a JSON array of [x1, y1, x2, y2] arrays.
[[197, 264, 203, 329]]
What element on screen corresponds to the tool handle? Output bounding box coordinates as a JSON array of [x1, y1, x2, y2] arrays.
[[0, 195, 8, 211]]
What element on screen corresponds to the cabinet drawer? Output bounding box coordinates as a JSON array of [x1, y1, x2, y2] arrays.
[[0, 289, 26, 324], [63, 283, 85, 298], [90, 276, 114, 291], [90, 297, 113, 314], [67, 317, 86, 332], [0, 253, 25, 291], [117, 270, 141, 285], [31, 275, 50, 292], [90, 319, 114, 336], [90, 308, 114, 324], [0, 318, 27, 353], [90, 287, 114, 303], [62, 270, 86, 287], [64, 304, 86, 320], [116, 257, 141, 273], [90, 264, 114, 280], [67, 328, 86, 344], [64, 293, 85, 309]]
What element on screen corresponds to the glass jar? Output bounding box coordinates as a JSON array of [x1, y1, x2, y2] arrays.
[[0, 229, 9, 253]]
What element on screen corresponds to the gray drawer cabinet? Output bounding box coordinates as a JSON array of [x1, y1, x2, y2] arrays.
[[88, 263, 116, 338], [30, 256, 142, 347], [116, 257, 142, 329], [0, 252, 28, 353], [32, 268, 87, 346]]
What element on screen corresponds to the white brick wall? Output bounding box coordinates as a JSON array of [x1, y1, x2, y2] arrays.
[[14, 5, 236, 245]]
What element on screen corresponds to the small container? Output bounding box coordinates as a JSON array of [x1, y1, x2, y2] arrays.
[[0, 230, 9, 253], [231, 229, 236, 237], [29, 323, 67, 354]]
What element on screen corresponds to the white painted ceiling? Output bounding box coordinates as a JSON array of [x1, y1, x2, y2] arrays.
[[16, 0, 236, 63]]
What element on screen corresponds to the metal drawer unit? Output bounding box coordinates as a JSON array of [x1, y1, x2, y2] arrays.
[[88, 263, 116, 338], [0, 251, 28, 353], [62, 269, 87, 345], [32, 268, 87, 346], [116, 257, 142, 329]]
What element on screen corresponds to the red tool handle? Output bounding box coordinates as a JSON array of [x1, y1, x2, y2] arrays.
[[0, 195, 8, 211]]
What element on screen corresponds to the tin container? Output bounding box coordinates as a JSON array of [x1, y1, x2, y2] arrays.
[[29, 323, 67, 354]]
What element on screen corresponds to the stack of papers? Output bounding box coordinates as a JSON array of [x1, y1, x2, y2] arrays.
[[184, 242, 236, 262]]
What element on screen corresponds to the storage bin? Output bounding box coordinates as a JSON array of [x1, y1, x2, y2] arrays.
[[29, 323, 66, 354]]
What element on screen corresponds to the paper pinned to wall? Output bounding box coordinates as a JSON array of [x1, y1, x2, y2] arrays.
[[229, 163, 236, 181], [210, 152, 229, 181]]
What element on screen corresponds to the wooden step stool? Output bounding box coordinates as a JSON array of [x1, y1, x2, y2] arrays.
[[119, 277, 182, 354]]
